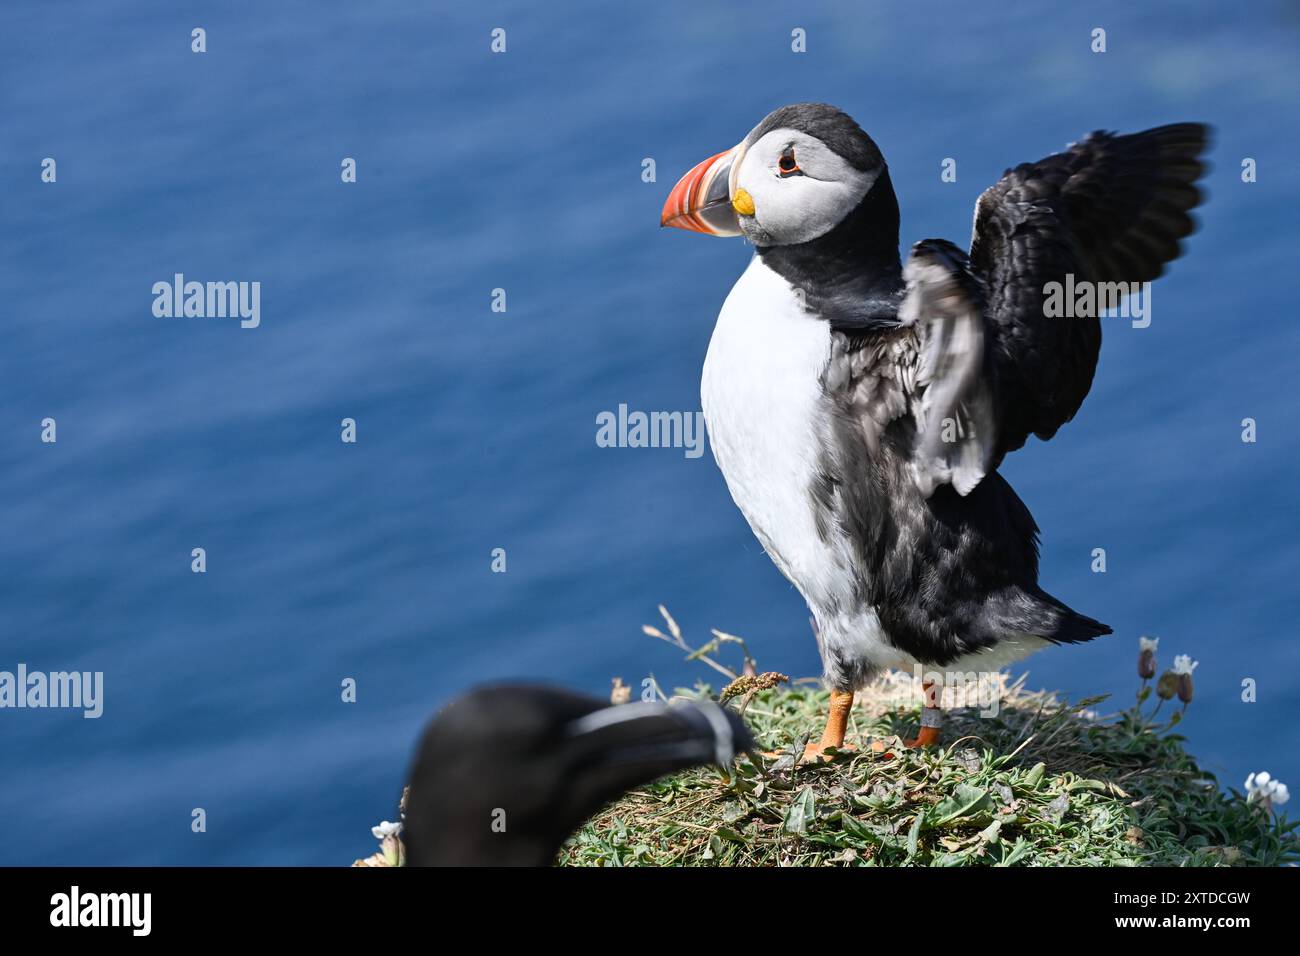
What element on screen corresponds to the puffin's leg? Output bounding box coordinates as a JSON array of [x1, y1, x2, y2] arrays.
[[763, 688, 855, 762], [905, 685, 943, 748], [872, 681, 942, 751], [799, 689, 855, 762]]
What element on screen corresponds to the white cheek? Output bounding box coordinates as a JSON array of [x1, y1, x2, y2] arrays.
[[748, 173, 875, 245], [734, 129, 880, 246]]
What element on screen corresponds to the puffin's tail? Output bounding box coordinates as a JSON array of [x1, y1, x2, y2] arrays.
[[1031, 587, 1112, 645]]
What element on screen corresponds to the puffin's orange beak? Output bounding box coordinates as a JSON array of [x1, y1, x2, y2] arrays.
[[660, 146, 744, 236]]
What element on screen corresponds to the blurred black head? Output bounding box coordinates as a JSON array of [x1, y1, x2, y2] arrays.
[[403, 684, 754, 866]]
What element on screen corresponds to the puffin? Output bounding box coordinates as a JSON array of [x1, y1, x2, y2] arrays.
[[403, 685, 753, 865], [661, 103, 1208, 761]]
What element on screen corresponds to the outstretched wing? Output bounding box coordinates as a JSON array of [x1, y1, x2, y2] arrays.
[[903, 123, 1209, 496], [898, 239, 996, 498]]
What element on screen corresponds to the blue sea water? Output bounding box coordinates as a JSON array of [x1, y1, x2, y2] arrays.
[[1, 1, 1298, 865]]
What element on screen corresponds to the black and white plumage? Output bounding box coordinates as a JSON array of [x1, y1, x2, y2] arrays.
[[664, 103, 1208, 693], [403, 685, 752, 866]]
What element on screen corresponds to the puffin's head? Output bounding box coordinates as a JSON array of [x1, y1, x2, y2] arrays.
[[403, 684, 753, 866], [661, 103, 887, 247]]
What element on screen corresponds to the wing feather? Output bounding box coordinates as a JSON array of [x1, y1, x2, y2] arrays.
[[971, 123, 1210, 457], [892, 123, 1209, 497]]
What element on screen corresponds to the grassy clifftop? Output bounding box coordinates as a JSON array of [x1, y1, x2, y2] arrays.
[[560, 674, 1298, 867]]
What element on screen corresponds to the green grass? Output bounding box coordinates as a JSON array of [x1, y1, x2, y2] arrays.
[[559, 674, 1299, 867]]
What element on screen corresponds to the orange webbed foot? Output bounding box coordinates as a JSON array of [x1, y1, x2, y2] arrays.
[[870, 724, 941, 757], [761, 741, 857, 765], [905, 725, 942, 749]]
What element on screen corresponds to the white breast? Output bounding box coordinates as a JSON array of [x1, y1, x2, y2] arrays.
[[700, 258, 1055, 682], [700, 257, 858, 614]]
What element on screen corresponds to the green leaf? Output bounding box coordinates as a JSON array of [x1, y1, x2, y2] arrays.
[[997, 836, 1032, 866], [906, 810, 924, 861], [1024, 762, 1046, 788], [841, 814, 891, 848], [721, 802, 748, 823], [804, 831, 848, 849], [930, 784, 993, 827], [783, 786, 816, 834]]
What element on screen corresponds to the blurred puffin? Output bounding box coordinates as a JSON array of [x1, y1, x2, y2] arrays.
[[404, 685, 753, 865], [662, 103, 1207, 761]]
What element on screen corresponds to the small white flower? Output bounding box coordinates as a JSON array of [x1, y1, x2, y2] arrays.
[[1139, 636, 1159, 652], [1172, 654, 1198, 675], [1245, 771, 1289, 808], [371, 820, 403, 841]]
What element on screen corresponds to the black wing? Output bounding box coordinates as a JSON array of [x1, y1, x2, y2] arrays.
[[902, 123, 1209, 496]]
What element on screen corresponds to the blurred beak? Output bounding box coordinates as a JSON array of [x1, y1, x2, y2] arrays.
[[566, 699, 754, 769], [661, 145, 745, 236]]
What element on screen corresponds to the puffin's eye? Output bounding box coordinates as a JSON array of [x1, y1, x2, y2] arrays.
[[778, 147, 801, 177]]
